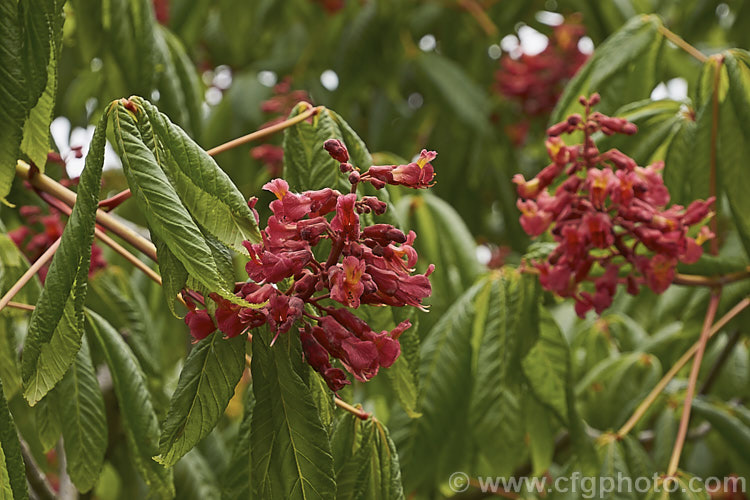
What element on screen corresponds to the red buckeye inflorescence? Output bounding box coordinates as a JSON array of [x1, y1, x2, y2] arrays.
[[514, 94, 715, 318], [185, 140, 437, 392], [496, 18, 589, 118]]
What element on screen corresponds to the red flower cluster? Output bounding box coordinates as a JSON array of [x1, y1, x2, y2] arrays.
[[311, 0, 344, 13], [251, 78, 312, 176], [185, 140, 437, 391], [496, 19, 589, 117], [514, 95, 714, 318], [10, 206, 107, 282]]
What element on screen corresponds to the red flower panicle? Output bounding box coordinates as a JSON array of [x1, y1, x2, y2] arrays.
[[496, 19, 589, 117], [185, 141, 437, 392], [515, 94, 714, 318]]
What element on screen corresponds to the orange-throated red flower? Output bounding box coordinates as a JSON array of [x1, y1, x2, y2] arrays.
[[515, 95, 715, 318], [183, 139, 437, 392]]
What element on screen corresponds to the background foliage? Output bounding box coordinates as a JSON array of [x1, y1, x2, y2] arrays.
[[2, 0, 750, 498]]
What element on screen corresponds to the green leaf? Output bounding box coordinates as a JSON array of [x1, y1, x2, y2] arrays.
[[111, 100, 247, 307], [523, 393, 555, 476], [85, 310, 174, 498], [34, 392, 60, 452], [384, 354, 421, 419], [416, 52, 491, 134], [222, 392, 254, 500], [174, 449, 222, 500], [57, 337, 107, 493], [397, 278, 486, 491], [522, 308, 571, 424], [22, 111, 109, 405], [691, 397, 750, 464], [331, 415, 405, 500], [0, 0, 61, 200], [153, 234, 188, 318], [250, 327, 336, 499], [283, 104, 349, 193], [20, 0, 64, 172], [552, 15, 664, 123], [136, 97, 260, 253], [0, 316, 21, 401], [0, 376, 28, 500], [156, 333, 245, 466]]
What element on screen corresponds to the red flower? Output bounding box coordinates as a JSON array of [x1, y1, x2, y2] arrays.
[[517, 95, 714, 317], [182, 141, 436, 391]]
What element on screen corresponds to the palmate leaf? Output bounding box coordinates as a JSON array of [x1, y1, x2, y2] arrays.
[[57, 337, 107, 493], [250, 327, 336, 500], [331, 414, 405, 500], [85, 310, 174, 499], [111, 99, 251, 307], [156, 333, 246, 466], [0, 377, 27, 500], [21, 111, 109, 406]]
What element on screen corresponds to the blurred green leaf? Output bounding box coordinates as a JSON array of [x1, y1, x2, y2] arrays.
[[0, 376, 27, 500], [86, 310, 174, 498]]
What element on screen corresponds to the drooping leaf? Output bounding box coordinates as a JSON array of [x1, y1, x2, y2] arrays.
[[250, 327, 336, 499], [57, 337, 107, 493], [21, 111, 109, 405], [85, 310, 174, 498], [34, 392, 60, 452], [136, 97, 260, 253], [156, 333, 246, 466], [691, 397, 750, 464], [111, 100, 248, 307], [397, 278, 486, 491], [416, 52, 491, 134], [0, 0, 61, 200], [0, 376, 28, 500], [522, 308, 571, 424], [20, 0, 64, 172], [222, 392, 254, 500], [174, 449, 222, 500], [331, 414, 405, 500]]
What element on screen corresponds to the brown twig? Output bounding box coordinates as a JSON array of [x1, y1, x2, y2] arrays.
[[7, 301, 35, 311], [334, 397, 370, 420], [617, 294, 749, 438], [0, 237, 60, 313], [206, 104, 321, 156], [657, 25, 709, 63], [16, 160, 158, 262], [666, 287, 721, 476]]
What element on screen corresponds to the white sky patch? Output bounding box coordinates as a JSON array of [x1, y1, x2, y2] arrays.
[[517, 25, 548, 56], [257, 70, 277, 87], [500, 34, 520, 58], [651, 78, 688, 101], [578, 36, 594, 55], [418, 34, 436, 52], [476, 245, 492, 266], [536, 10, 564, 26], [320, 69, 339, 91], [51, 116, 122, 178], [205, 86, 223, 106], [213, 65, 233, 90]]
